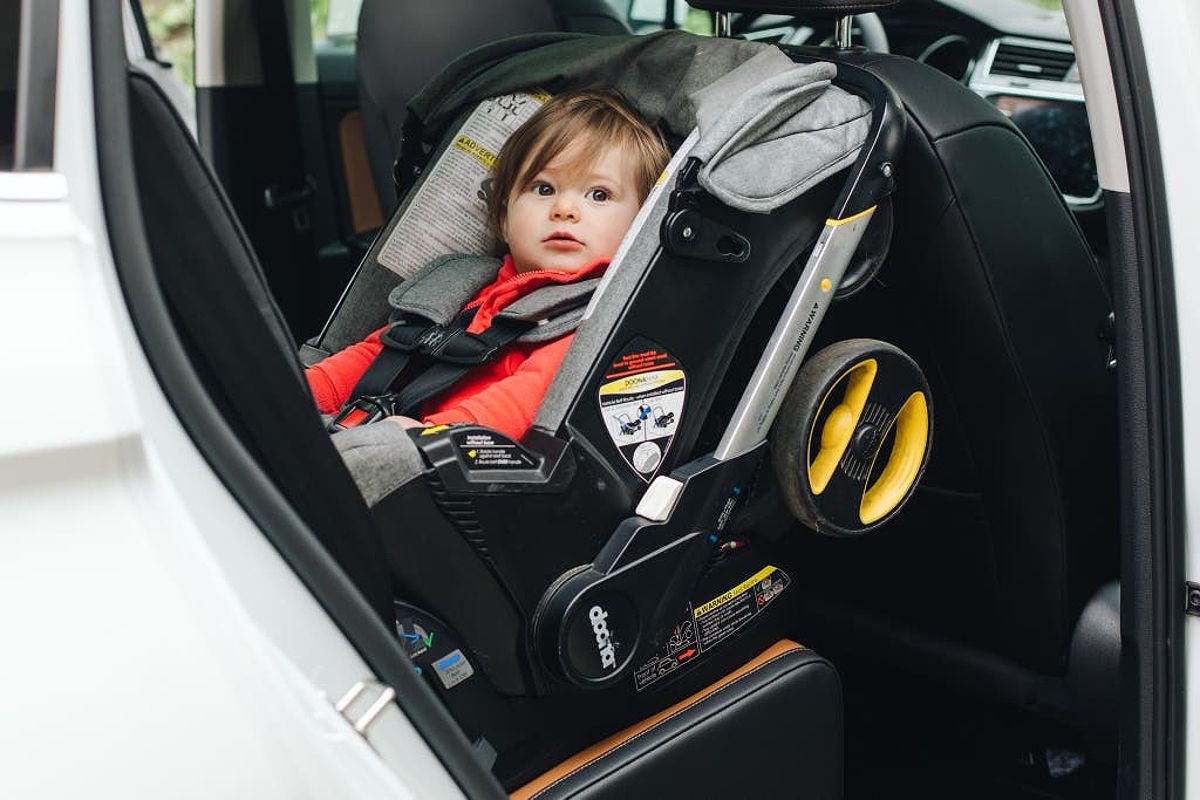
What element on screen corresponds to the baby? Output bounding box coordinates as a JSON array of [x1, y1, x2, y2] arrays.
[[307, 89, 671, 439]]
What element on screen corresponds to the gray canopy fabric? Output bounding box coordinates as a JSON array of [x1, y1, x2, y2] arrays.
[[408, 30, 869, 214], [690, 52, 870, 212]]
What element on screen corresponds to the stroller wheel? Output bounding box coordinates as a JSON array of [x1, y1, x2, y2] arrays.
[[771, 338, 932, 536]]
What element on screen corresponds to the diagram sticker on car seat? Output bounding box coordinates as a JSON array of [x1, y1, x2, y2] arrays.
[[597, 338, 686, 481]]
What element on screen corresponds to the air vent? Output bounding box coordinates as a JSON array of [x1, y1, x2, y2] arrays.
[[989, 42, 1075, 81]]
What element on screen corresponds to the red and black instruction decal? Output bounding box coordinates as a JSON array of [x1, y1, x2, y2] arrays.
[[597, 338, 686, 482]]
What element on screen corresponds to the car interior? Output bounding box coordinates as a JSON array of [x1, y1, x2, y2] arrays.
[[95, 0, 1122, 797]]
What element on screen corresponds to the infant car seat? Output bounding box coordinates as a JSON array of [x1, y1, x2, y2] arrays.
[[307, 24, 922, 789]]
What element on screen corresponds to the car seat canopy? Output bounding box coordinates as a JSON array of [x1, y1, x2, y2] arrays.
[[690, 52, 870, 212]]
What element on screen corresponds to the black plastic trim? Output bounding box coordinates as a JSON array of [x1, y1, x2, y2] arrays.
[[14, 0, 59, 169], [87, 3, 505, 798], [1097, 2, 1185, 797]]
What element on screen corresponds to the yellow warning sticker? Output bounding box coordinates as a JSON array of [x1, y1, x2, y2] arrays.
[[453, 135, 496, 169], [694, 565, 779, 618]]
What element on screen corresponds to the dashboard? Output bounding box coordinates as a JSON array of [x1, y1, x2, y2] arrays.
[[876, 1, 1099, 209]]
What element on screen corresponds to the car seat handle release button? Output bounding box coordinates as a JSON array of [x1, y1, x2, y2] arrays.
[[662, 158, 751, 263]]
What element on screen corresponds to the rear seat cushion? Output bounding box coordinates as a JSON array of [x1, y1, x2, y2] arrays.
[[512, 640, 842, 800]]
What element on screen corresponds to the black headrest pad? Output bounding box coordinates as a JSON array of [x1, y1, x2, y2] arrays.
[[687, 0, 899, 14]]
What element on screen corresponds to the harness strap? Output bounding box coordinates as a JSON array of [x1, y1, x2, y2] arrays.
[[349, 308, 480, 399], [390, 316, 533, 416], [332, 266, 598, 432]]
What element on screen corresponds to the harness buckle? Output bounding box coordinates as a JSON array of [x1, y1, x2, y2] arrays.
[[328, 395, 397, 432]]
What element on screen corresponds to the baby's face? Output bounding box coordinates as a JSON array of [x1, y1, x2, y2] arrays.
[[502, 141, 642, 274]]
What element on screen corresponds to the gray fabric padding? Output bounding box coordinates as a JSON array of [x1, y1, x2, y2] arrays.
[[388, 254, 502, 325], [411, 31, 786, 142], [520, 307, 586, 343], [299, 342, 331, 367], [331, 422, 428, 506], [499, 278, 602, 322], [692, 59, 870, 213]]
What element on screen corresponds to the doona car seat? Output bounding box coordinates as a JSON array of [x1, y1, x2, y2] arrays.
[[307, 23, 926, 790]]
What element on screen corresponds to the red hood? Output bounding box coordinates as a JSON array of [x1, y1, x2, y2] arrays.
[[463, 255, 609, 333]]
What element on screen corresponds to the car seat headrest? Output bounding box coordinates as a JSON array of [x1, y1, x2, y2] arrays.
[[686, 0, 900, 14]]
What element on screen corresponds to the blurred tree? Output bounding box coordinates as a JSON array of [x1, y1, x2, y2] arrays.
[[141, 0, 195, 90]]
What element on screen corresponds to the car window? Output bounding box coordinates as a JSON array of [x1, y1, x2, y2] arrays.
[[2, 0, 57, 172], [314, 0, 362, 43], [1, 0, 19, 170], [627, 0, 713, 34], [136, 0, 195, 93]]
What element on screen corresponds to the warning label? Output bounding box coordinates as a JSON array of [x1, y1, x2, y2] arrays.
[[432, 648, 474, 690], [378, 92, 549, 279], [452, 430, 537, 471], [598, 338, 685, 481], [633, 565, 791, 692]]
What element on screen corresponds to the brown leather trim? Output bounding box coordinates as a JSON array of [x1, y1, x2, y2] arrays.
[[338, 110, 384, 234], [511, 639, 806, 800]]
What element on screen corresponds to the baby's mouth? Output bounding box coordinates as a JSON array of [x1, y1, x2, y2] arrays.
[[544, 231, 584, 250]]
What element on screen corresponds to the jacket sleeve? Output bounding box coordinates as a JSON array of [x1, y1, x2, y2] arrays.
[[305, 327, 387, 414], [422, 334, 575, 439]]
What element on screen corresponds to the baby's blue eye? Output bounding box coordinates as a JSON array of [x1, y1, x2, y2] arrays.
[[535, 183, 554, 196], [587, 188, 610, 202]]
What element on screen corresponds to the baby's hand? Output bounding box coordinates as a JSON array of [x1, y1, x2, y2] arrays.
[[385, 415, 429, 430]]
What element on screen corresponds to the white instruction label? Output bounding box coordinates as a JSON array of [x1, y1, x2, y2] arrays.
[[378, 93, 549, 279]]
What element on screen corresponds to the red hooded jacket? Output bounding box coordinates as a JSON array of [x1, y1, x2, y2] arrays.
[[307, 256, 607, 439]]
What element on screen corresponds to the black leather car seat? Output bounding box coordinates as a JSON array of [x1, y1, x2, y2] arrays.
[[513, 641, 842, 799], [782, 50, 1118, 729], [356, 0, 629, 215]]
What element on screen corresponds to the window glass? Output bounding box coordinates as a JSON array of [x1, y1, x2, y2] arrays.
[[140, 0, 195, 93], [314, 0, 363, 44], [1, 0, 21, 170], [627, 0, 712, 34]]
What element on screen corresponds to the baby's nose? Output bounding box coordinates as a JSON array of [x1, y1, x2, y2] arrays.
[[551, 196, 579, 221]]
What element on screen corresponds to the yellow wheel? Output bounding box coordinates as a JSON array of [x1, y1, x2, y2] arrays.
[[771, 339, 932, 536]]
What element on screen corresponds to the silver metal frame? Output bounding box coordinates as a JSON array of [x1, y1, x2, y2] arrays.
[[714, 11, 732, 38], [834, 15, 853, 49], [714, 208, 876, 461]]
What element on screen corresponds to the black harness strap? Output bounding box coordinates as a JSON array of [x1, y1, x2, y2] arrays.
[[390, 316, 533, 415], [349, 308, 480, 399], [330, 313, 534, 431]]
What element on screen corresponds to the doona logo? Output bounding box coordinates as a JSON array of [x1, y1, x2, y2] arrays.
[[589, 605, 617, 670]]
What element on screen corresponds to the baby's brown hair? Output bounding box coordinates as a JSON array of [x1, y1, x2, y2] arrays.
[[487, 89, 671, 242]]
